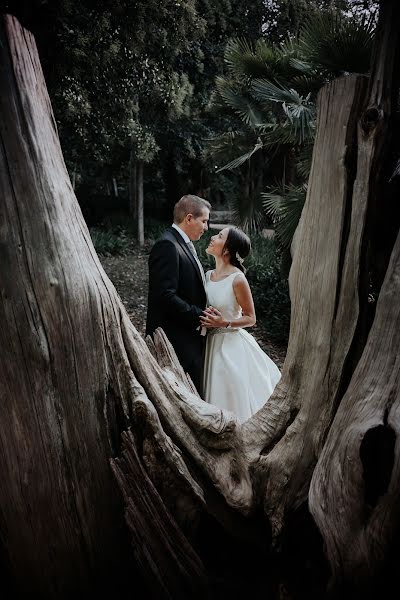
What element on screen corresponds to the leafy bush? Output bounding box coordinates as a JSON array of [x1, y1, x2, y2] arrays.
[[90, 216, 165, 254], [90, 227, 132, 256], [145, 218, 171, 245], [245, 235, 291, 343], [196, 229, 214, 268]]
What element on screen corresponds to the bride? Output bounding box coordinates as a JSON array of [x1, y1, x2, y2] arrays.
[[200, 226, 281, 423]]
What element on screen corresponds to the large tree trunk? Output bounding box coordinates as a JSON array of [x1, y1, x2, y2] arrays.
[[0, 13, 210, 599], [245, 71, 368, 537], [1, 2, 399, 599], [0, 14, 133, 597], [309, 0, 400, 593]]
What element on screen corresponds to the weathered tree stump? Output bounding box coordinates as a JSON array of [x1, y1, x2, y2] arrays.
[[0, 1, 399, 598]]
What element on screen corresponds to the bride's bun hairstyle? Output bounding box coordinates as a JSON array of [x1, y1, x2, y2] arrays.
[[223, 227, 251, 273]]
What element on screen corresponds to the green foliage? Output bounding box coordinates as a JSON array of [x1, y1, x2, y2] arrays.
[[230, 188, 268, 233], [44, 7, 138, 177], [216, 138, 263, 172], [262, 0, 312, 42], [262, 182, 307, 249], [209, 6, 375, 238], [27, 0, 376, 239], [215, 76, 263, 127], [144, 218, 173, 245], [26, 0, 269, 222], [90, 227, 133, 256], [299, 10, 375, 75], [295, 144, 313, 179], [252, 81, 315, 144], [213, 9, 374, 167], [35, 0, 207, 194], [246, 236, 291, 343], [260, 0, 376, 42], [129, 122, 160, 164]]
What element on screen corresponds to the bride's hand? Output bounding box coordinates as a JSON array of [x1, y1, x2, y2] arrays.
[[200, 306, 225, 328]]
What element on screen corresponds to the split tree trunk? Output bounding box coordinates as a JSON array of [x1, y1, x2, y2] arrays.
[[1, 2, 399, 599], [0, 14, 136, 597], [309, 0, 400, 593], [0, 13, 209, 598]]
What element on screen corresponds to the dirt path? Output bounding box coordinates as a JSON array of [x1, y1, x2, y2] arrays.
[[99, 246, 287, 370]]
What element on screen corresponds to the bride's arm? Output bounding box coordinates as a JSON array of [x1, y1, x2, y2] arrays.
[[200, 274, 256, 329], [230, 275, 256, 328]]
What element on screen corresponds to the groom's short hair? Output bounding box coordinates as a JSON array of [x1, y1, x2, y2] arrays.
[[173, 195, 211, 224]]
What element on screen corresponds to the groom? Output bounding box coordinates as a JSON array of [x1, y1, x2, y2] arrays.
[[146, 194, 211, 393]]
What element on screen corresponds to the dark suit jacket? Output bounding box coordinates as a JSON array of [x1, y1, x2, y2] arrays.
[[146, 227, 207, 391]]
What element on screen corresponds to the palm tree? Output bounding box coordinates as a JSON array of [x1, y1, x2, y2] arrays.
[[209, 10, 375, 237]]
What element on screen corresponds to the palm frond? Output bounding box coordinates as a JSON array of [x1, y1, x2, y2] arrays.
[[257, 122, 305, 148], [224, 38, 256, 82], [276, 36, 301, 60], [290, 73, 327, 96], [252, 79, 304, 105], [255, 38, 282, 62], [299, 12, 375, 75], [282, 101, 315, 144], [262, 183, 307, 248], [257, 122, 298, 147], [217, 138, 263, 172], [230, 192, 266, 234], [252, 80, 316, 144], [215, 77, 263, 126], [205, 129, 248, 161], [239, 54, 279, 80], [295, 144, 313, 180], [289, 57, 313, 73], [273, 36, 312, 82], [224, 37, 305, 86], [249, 38, 291, 81]]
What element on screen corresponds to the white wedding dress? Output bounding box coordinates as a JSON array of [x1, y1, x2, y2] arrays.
[[202, 270, 281, 423]]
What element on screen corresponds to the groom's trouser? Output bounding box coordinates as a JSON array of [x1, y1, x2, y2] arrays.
[[172, 335, 205, 397]]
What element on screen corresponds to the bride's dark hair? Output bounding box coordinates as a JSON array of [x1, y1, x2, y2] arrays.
[[223, 227, 251, 273]]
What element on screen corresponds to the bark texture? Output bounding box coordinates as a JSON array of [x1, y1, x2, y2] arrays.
[[310, 229, 400, 593], [0, 14, 134, 597], [242, 73, 368, 537], [309, 0, 400, 591], [1, 2, 399, 598], [0, 14, 248, 598]]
